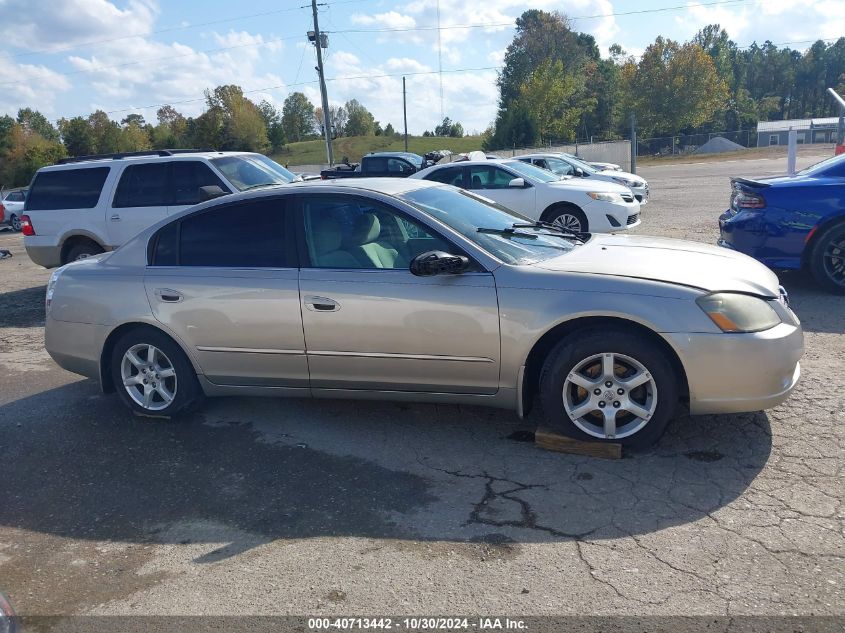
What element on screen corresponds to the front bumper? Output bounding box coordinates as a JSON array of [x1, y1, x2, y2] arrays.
[[590, 200, 641, 232], [664, 321, 803, 415]]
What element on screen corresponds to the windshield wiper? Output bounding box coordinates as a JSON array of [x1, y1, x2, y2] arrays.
[[477, 227, 538, 239], [510, 221, 587, 243]]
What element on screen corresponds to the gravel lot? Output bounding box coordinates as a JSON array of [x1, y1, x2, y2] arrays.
[[0, 152, 842, 628]]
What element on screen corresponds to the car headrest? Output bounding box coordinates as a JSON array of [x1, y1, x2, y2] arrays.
[[313, 217, 343, 255], [347, 213, 381, 246]]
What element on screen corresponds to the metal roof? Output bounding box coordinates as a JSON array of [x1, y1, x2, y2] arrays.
[[757, 117, 841, 132]]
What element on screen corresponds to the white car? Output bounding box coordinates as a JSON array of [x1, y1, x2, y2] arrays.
[[22, 150, 297, 268], [410, 159, 640, 233], [516, 153, 649, 204], [589, 161, 622, 172], [1, 189, 25, 231]]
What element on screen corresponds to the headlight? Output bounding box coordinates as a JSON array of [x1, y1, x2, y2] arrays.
[[612, 177, 635, 187], [45, 267, 65, 315], [696, 292, 782, 332], [587, 191, 624, 203]]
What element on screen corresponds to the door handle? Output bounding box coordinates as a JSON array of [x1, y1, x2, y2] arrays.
[[154, 288, 183, 303], [304, 296, 340, 312], [110, 214, 121, 221]]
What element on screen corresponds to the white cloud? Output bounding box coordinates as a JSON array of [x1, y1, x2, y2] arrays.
[[350, 11, 417, 30], [0, 57, 71, 116], [0, 0, 158, 52]]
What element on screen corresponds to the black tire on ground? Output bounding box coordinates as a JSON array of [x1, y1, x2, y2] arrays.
[[809, 221, 845, 295], [110, 327, 204, 418], [543, 205, 588, 233], [539, 327, 679, 448], [64, 241, 104, 263], [9, 214, 21, 232]]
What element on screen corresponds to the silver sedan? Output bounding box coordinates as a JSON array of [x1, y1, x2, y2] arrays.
[[44, 178, 803, 447]]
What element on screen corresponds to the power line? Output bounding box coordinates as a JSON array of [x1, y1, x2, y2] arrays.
[[329, 0, 755, 35]]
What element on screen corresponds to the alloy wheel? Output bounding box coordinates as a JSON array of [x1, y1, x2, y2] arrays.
[[822, 232, 845, 288], [562, 352, 658, 440], [10, 216, 21, 232], [120, 343, 178, 411], [551, 213, 582, 233]]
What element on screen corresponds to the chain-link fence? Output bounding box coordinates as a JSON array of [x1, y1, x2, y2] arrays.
[[634, 129, 757, 157]]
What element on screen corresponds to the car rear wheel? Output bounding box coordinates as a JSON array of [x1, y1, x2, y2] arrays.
[[809, 222, 845, 294], [9, 214, 21, 232], [545, 205, 588, 233], [539, 328, 678, 448], [110, 328, 203, 417], [65, 241, 104, 263]]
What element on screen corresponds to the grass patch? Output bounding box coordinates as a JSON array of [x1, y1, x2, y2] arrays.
[[272, 135, 485, 167]]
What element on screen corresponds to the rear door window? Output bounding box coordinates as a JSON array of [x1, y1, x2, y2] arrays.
[[425, 166, 465, 187], [113, 163, 170, 208], [178, 198, 289, 268], [26, 167, 110, 211]]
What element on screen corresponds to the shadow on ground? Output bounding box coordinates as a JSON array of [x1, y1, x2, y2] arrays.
[[0, 285, 46, 328], [0, 378, 772, 556]]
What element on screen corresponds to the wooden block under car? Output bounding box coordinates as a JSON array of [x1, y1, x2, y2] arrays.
[[534, 426, 622, 460]]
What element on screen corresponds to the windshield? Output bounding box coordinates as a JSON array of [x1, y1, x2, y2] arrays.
[[399, 185, 578, 265], [560, 154, 597, 173], [211, 154, 296, 191], [797, 153, 845, 176], [502, 160, 561, 183]]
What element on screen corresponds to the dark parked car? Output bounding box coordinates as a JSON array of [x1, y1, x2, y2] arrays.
[[320, 152, 435, 180], [719, 153, 845, 293]]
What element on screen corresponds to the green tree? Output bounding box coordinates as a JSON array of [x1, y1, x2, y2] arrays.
[[258, 100, 286, 152], [449, 121, 464, 138], [483, 102, 539, 150], [16, 107, 59, 142], [121, 113, 146, 127], [517, 59, 588, 142], [0, 124, 65, 187], [58, 116, 95, 156], [87, 110, 120, 153], [344, 99, 375, 136], [624, 37, 728, 135], [151, 105, 188, 149], [384, 122, 396, 136], [281, 92, 316, 142], [118, 121, 151, 152], [0, 115, 16, 154]]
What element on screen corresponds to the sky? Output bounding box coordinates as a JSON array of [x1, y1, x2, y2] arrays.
[[0, 0, 843, 135]]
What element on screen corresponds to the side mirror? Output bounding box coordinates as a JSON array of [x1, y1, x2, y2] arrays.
[[508, 177, 526, 188], [574, 167, 585, 177], [199, 185, 227, 202], [410, 251, 470, 276]]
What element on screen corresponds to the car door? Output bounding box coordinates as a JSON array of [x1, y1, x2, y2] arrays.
[[467, 165, 536, 217], [108, 162, 171, 246], [144, 196, 308, 389], [296, 193, 501, 394]]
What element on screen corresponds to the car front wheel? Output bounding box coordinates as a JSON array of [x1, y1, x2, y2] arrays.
[[9, 214, 21, 232], [545, 205, 588, 233], [539, 328, 679, 447], [110, 328, 203, 417], [809, 221, 845, 294]]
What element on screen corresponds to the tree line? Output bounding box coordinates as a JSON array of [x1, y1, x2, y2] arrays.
[[0, 87, 462, 187], [484, 10, 845, 150]]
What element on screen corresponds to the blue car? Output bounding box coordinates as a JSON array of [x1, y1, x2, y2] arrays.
[[718, 153, 845, 293]]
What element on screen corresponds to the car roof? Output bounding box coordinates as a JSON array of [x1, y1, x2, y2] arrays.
[[288, 177, 439, 195], [38, 151, 259, 171], [365, 151, 422, 159]]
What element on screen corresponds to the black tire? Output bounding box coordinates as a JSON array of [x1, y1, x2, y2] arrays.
[[539, 327, 679, 448], [9, 214, 21, 232], [809, 221, 845, 294], [543, 205, 588, 233], [110, 327, 204, 418], [64, 241, 104, 263]]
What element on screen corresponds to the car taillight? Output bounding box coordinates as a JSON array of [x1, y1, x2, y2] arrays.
[[734, 191, 766, 209], [20, 214, 35, 236], [0, 203, 5, 223]]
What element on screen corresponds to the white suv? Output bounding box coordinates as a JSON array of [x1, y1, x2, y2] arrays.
[[410, 159, 640, 234], [22, 150, 297, 268]]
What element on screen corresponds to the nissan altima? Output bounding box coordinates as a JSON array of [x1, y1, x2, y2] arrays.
[[44, 179, 803, 447]]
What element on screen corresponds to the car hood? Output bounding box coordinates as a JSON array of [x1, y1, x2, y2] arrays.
[[602, 170, 644, 185], [545, 178, 631, 194], [532, 233, 780, 296]]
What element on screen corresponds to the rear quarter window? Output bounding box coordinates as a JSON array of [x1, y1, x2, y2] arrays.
[[26, 167, 110, 211]]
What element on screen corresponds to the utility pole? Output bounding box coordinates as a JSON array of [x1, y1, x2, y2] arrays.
[[630, 113, 637, 174], [403, 76, 409, 152], [310, 0, 333, 166]]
